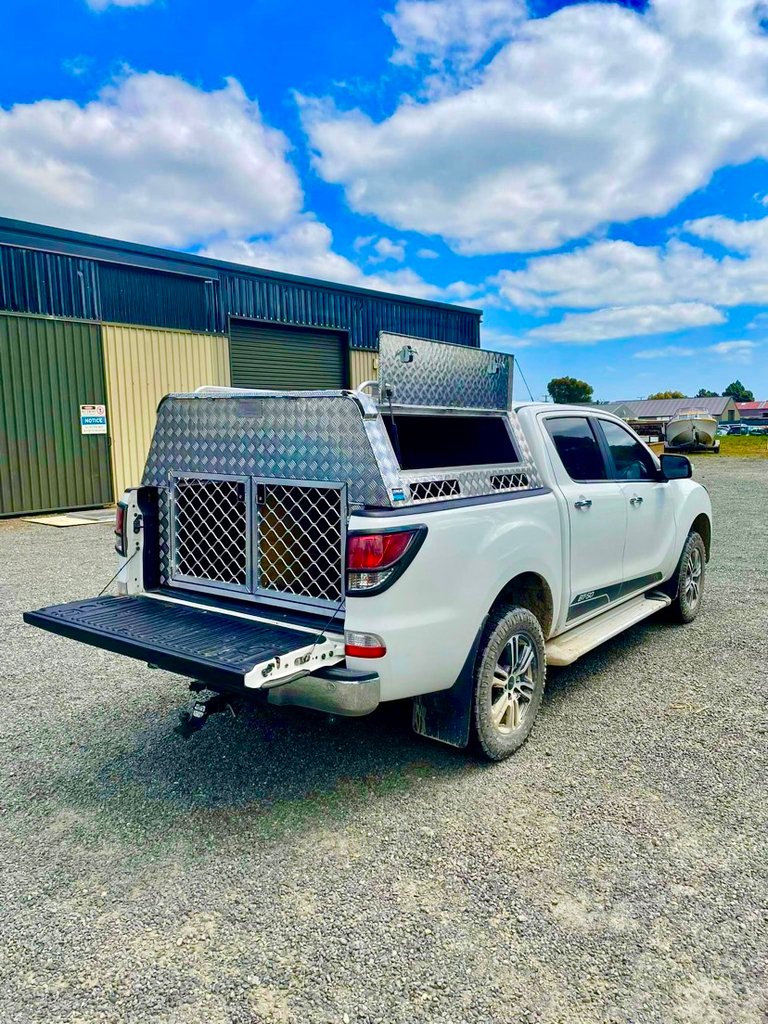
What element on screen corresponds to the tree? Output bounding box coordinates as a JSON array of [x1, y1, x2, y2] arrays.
[[696, 388, 718, 397], [723, 380, 755, 402], [547, 376, 593, 403], [647, 390, 686, 400]]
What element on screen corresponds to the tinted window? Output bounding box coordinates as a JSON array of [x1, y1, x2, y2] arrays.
[[598, 420, 657, 481], [545, 417, 606, 481], [383, 413, 518, 470]]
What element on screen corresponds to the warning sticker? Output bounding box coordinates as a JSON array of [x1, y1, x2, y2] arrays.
[[80, 404, 107, 435]]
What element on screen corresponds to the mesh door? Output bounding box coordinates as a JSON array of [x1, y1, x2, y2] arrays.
[[173, 477, 248, 588], [257, 483, 344, 604]]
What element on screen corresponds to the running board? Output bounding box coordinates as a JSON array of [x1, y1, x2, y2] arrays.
[[545, 593, 671, 667]]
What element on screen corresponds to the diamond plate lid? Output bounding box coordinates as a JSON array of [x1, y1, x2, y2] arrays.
[[377, 333, 514, 411]]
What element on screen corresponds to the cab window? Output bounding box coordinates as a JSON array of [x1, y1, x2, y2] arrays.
[[598, 419, 657, 481], [544, 417, 607, 482]]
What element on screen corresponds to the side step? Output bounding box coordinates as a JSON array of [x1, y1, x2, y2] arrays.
[[545, 593, 671, 667]]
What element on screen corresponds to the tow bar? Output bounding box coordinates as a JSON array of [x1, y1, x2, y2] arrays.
[[174, 684, 240, 738]]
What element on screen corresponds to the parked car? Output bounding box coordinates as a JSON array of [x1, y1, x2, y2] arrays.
[[728, 424, 749, 435], [24, 336, 713, 761]]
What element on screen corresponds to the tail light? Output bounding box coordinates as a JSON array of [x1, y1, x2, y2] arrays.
[[346, 525, 426, 595], [114, 501, 128, 556], [344, 630, 387, 658]]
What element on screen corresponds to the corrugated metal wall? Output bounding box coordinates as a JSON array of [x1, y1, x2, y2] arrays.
[[0, 224, 481, 350], [349, 350, 377, 389], [99, 263, 218, 333], [102, 324, 230, 497], [0, 245, 100, 321], [0, 314, 112, 516], [220, 274, 479, 350]]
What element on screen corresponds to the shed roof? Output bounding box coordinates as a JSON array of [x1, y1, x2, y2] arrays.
[[599, 397, 735, 418], [736, 400, 768, 410], [0, 216, 481, 316]]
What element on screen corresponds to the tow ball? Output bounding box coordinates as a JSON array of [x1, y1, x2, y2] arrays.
[[174, 684, 237, 738]]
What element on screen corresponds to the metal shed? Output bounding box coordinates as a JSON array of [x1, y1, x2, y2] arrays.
[[0, 217, 481, 515]]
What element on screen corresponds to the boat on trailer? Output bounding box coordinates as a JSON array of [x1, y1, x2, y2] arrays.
[[665, 410, 719, 452]]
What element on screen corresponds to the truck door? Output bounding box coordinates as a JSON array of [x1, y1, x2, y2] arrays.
[[594, 418, 678, 590], [543, 415, 627, 623]]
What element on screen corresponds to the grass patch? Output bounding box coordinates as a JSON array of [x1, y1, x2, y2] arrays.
[[696, 435, 768, 458]]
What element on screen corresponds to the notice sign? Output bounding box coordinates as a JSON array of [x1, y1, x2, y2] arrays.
[[80, 403, 107, 435]]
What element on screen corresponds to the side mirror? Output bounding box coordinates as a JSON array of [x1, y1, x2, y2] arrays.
[[660, 453, 692, 480]]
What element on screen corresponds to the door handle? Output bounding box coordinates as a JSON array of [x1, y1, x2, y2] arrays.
[[629, 495, 644, 506], [574, 498, 592, 509]]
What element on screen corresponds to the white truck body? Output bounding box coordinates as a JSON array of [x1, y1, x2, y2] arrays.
[[25, 335, 712, 757]]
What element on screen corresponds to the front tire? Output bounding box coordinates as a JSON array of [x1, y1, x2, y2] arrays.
[[669, 531, 706, 623], [472, 605, 546, 762]]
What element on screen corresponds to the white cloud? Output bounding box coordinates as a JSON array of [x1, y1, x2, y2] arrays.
[[683, 215, 768, 253], [708, 339, 757, 362], [370, 237, 406, 263], [385, 0, 525, 82], [480, 326, 533, 351], [0, 71, 301, 247], [62, 56, 93, 77], [353, 234, 376, 252], [634, 338, 757, 363], [416, 247, 439, 259], [527, 303, 725, 344], [634, 345, 697, 359], [201, 218, 446, 300], [305, 0, 768, 254], [86, 0, 155, 9], [493, 217, 768, 311]]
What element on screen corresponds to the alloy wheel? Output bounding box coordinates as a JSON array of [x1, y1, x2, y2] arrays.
[[490, 632, 538, 734], [684, 546, 703, 607]]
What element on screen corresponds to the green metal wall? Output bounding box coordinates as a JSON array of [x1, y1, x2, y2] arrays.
[[0, 314, 112, 516]]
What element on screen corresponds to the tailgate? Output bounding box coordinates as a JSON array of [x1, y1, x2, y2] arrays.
[[23, 595, 344, 690]]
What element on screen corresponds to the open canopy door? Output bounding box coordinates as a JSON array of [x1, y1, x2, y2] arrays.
[[377, 332, 514, 412]]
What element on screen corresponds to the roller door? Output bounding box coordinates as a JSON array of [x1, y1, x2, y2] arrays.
[[229, 320, 346, 390]]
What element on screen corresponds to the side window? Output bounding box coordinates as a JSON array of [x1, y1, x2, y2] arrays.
[[598, 420, 657, 481], [544, 417, 607, 482]]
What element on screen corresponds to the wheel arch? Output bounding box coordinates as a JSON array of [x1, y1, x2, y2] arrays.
[[691, 512, 712, 561], [491, 571, 554, 638]]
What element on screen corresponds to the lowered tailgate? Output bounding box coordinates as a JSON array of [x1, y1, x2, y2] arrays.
[[24, 595, 344, 690]]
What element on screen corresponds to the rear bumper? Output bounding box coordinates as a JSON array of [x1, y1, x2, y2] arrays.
[[268, 666, 380, 717]]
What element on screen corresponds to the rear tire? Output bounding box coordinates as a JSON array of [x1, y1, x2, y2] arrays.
[[669, 531, 706, 623], [472, 605, 546, 762]]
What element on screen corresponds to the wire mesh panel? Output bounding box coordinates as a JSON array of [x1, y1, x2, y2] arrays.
[[172, 476, 249, 589], [410, 478, 461, 502], [256, 483, 344, 605]]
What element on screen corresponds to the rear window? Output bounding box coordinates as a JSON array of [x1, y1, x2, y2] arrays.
[[383, 413, 519, 471], [545, 417, 606, 481]]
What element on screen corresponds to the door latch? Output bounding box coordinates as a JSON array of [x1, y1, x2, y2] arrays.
[[574, 498, 592, 509]]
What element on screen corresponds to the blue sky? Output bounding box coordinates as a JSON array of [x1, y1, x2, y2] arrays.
[[1, 0, 767, 400]]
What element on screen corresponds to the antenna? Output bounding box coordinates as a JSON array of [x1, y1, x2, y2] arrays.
[[514, 358, 536, 401]]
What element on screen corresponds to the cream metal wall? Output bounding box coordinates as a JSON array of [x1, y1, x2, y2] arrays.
[[102, 324, 230, 497], [349, 349, 377, 389]]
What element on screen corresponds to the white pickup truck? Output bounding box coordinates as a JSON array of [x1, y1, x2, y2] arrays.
[[25, 335, 712, 761]]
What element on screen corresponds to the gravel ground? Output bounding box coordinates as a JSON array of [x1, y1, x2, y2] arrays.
[[1, 458, 766, 1024]]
